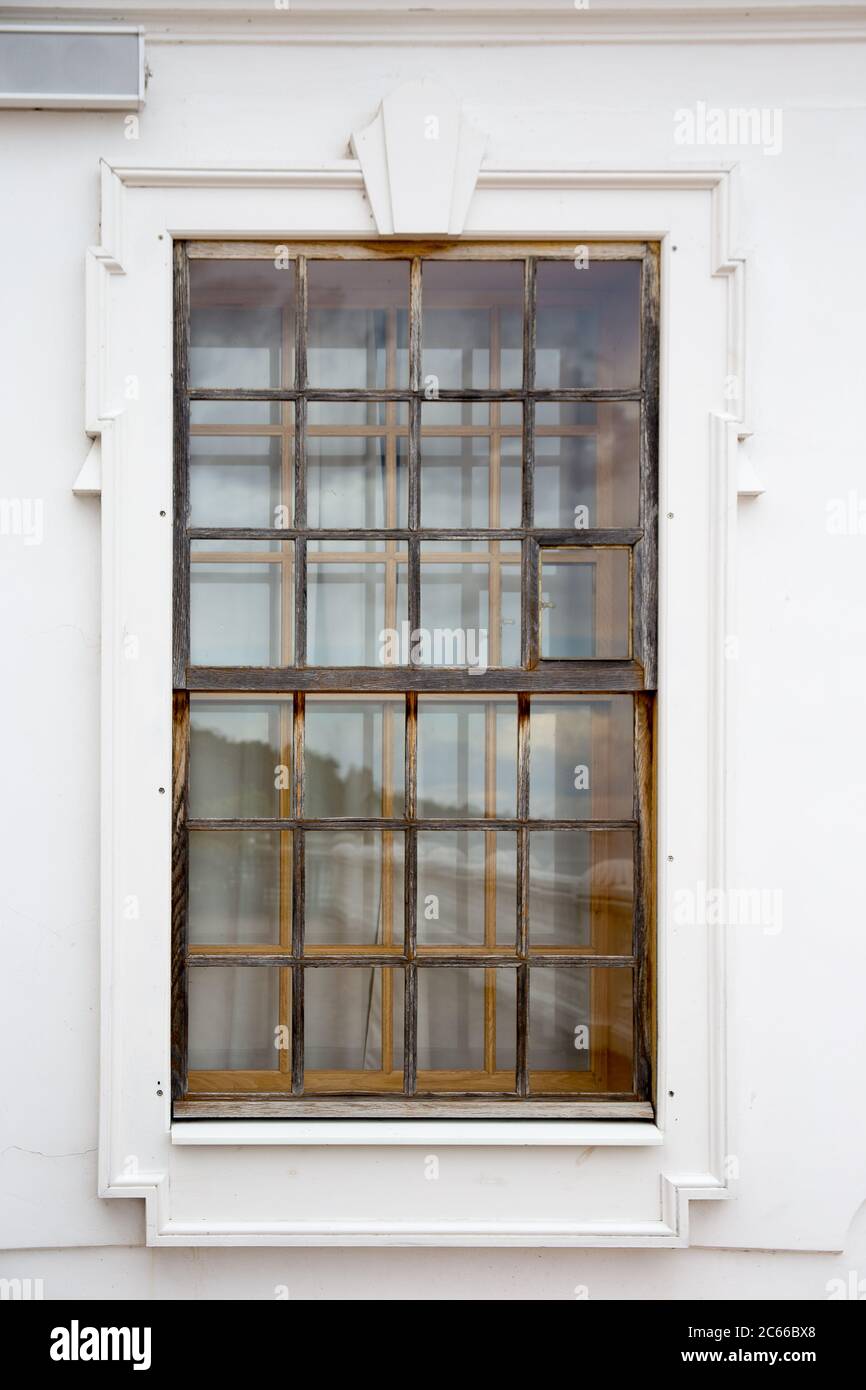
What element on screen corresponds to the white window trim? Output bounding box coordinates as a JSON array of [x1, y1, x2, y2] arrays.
[[170, 1121, 666, 1148], [82, 119, 754, 1243]]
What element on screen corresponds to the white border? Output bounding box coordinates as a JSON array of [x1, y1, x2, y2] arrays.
[[171, 1120, 665, 1147], [7, 3, 866, 47], [84, 154, 747, 1245]]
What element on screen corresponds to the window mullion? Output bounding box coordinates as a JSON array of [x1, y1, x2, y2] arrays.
[[279, 692, 294, 1084], [521, 256, 535, 519], [294, 538, 307, 667], [293, 258, 308, 671], [520, 258, 536, 675], [404, 690, 418, 1095], [407, 257, 422, 673], [291, 959, 304, 1095], [294, 256, 308, 528], [292, 691, 306, 1093], [516, 692, 530, 1096], [403, 963, 417, 1097], [409, 256, 422, 394], [522, 538, 539, 670]]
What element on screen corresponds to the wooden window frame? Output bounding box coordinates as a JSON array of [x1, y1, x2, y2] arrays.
[[172, 239, 659, 1119]]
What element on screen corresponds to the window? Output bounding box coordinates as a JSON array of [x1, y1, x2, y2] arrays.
[[173, 242, 658, 1117]]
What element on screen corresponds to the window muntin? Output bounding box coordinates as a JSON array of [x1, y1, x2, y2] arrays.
[[175, 242, 657, 1116]]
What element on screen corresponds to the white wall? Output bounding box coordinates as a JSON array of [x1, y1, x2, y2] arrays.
[[2, 1, 865, 1297]]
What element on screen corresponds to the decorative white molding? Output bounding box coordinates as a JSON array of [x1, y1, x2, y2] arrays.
[[351, 80, 486, 235], [75, 163, 125, 499], [85, 161, 764, 507], [112, 160, 733, 193], [72, 438, 102, 497], [16, 3, 866, 48], [735, 440, 766, 498], [102, 154, 763, 500], [85, 152, 751, 1245], [661, 1174, 730, 1245], [113, 164, 365, 191], [171, 1120, 665, 1148], [709, 169, 765, 497], [705, 413, 737, 1191], [95, 411, 123, 1204], [104, 1170, 724, 1248]]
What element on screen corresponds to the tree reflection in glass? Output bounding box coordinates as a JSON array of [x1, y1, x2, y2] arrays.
[[417, 696, 517, 818], [304, 696, 405, 819]]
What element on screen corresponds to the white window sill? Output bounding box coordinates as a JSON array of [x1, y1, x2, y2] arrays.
[[171, 1120, 664, 1147]]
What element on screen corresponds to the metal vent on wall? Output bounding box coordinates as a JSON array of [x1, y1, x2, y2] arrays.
[[0, 25, 144, 109]]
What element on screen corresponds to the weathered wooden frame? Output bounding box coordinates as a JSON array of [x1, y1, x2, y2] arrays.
[[172, 240, 658, 1117]]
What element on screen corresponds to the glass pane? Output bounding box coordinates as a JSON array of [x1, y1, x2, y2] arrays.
[[419, 540, 521, 670], [189, 430, 290, 530], [422, 261, 523, 390], [529, 695, 633, 820], [417, 831, 516, 948], [539, 548, 630, 659], [534, 401, 640, 528], [188, 830, 285, 945], [303, 967, 404, 1087], [417, 697, 517, 818], [305, 831, 405, 948], [190, 541, 293, 666], [307, 401, 408, 528], [420, 402, 521, 528], [529, 966, 634, 1092], [307, 540, 407, 666], [191, 399, 281, 427], [535, 260, 640, 390], [191, 538, 280, 554], [189, 697, 288, 819], [529, 829, 633, 953], [417, 968, 516, 1091], [304, 696, 405, 818], [188, 966, 280, 1071], [190, 259, 295, 390], [307, 260, 409, 389]]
